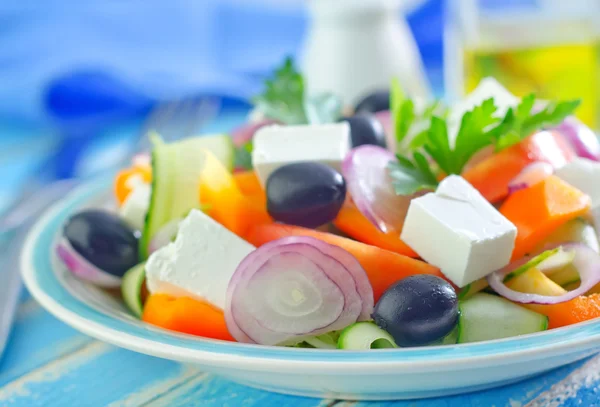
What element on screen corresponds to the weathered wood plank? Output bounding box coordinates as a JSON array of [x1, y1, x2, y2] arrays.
[[341, 357, 593, 407], [0, 299, 92, 387], [525, 355, 600, 407], [145, 374, 336, 407], [0, 344, 195, 406]]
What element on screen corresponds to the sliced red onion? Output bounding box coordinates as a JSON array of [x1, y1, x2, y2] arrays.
[[507, 162, 554, 194], [488, 243, 600, 304], [225, 236, 371, 345], [274, 236, 373, 320], [374, 110, 394, 151], [56, 238, 122, 288], [342, 145, 427, 234], [231, 119, 278, 147], [148, 218, 181, 254], [554, 117, 600, 162]]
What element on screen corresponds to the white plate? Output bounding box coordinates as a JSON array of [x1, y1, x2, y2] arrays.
[[21, 178, 600, 400]]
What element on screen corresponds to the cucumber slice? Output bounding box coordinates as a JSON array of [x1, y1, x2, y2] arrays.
[[457, 293, 548, 343], [506, 268, 567, 296], [458, 278, 489, 301], [429, 326, 459, 346], [182, 134, 235, 171], [549, 264, 581, 287], [338, 322, 397, 350], [533, 218, 600, 254], [121, 263, 146, 317], [504, 248, 560, 282], [140, 135, 234, 259]]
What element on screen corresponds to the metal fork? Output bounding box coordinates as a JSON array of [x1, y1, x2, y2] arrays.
[[0, 96, 220, 359]]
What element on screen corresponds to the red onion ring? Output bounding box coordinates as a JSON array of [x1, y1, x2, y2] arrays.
[[225, 236, 371, 345], [374, 110, 394, 151], [342, 145, 427, 234], [230, 119, 278, 147], [488, 243, 600, 304], [56, 238, 122, 288], [507, 162, 554, 194], [554, 117, 600, 162]]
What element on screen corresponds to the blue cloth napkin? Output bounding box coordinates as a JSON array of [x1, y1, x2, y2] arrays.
[[0, 0, 443, 125], [0, 0, 443, 182]]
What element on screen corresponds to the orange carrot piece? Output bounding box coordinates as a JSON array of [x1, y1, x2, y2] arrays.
[[233, 171, 264, 196], [526, 294, 600, 329], [199, 153, 272, 238], [245, 223, 445, 302], [142, 294, 235, 341], [500, 175, 591, 260], [114, 165, 152, 206], [463, 131, 575, 203], [333, 204, 418, 258]]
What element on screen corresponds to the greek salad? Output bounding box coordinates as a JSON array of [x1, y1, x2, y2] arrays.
[[57, 58, 600, 350]]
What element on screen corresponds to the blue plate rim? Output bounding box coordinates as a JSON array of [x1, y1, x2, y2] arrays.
[[20, 176, 600, 371]]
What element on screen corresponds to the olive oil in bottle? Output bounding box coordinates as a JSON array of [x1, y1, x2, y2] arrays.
[[445, 0, 600, 128]]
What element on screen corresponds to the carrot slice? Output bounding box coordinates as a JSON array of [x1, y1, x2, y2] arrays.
[[245, 223, 444, 302], [114, 165, 152, 206], [233, 171, 264, 196], [526, 294, 600, 329], [142, 293, 235, 341], [333, 204, 418, 258], [500, 176, 591, 260], [199, 152, 272, 238], [463, 131, 575, 203]]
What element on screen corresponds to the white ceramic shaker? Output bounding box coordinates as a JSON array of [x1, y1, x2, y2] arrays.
[[301, 0, 432, 107]]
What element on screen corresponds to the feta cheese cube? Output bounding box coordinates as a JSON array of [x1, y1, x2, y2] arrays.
[[555, 158, 600, 227], [401, 175, 517, 287], [146, 209, 255, 309], [252, 122, 351, 186]]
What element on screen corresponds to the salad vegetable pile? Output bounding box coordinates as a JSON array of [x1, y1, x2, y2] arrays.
[[57, 58, 600, 350]]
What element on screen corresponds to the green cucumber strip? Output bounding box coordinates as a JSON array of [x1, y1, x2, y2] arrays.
[[504, 248, 559, 282], [121, 263, 146, 318], [429, 326, 459, 346], [548, 264, 580, 286], [532, 218, 600, 254], [139, 135, 234, 259], [457, 293, 548, 344], [458, 278, 489, 301], [537, 249, 575, 273], [179, 134, 235, 171], [337, 322, 397, 350]]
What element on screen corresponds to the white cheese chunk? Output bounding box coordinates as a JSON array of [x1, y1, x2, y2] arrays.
[[145, 209, 255, 309], [401, 175, 517, 287], [555, 158, 600, 227], [119, 181, 151, 231], [252, 122, 351, 186]]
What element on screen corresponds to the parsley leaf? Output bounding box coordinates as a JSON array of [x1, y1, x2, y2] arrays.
[[492, 94, 580, 151], [253, 57, 308, 125], [253, 57, 343, 125], [520, 99, 581, 139], [304, 92, 343, 125], [391, 78, 415, 144], [452, 98, 499, 172], [388, 152, 438, 195]]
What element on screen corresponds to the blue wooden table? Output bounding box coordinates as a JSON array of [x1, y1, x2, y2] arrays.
[[1, 291, 600, 407], [1, 119, 600, 407]]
